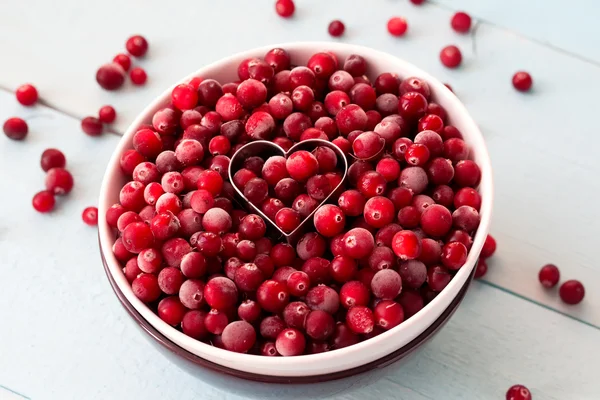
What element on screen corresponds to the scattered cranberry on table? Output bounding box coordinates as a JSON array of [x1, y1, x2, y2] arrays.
[[275, 0, 295, 18], [96, 63, 126, 90], [387, 17, 408, 37], [41, 148, 66, 172], [15, 83, 39, 106], [126, 35, 149, 57], [107, 47, 487, 356], [506, 384, 532, 400], [328, 20, 345, 37], [32, 190, 56, 213], [440, 45, 462, 68], [82, 206, 99, 226], [538, 264, 560, 288], [512, 71, 533, 92], [99, 105, 117, 124], [81, 116, 104, 136], [450, 12, 472, 33], [3, 117, 28, 140], [113, 53, 131, 71], [130, 67, 148, 85], [559, 280, 585, 305]]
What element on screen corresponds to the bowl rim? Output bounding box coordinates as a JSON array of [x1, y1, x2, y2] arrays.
[[98, 41, 493, 376]]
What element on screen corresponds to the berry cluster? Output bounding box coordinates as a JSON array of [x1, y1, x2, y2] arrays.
[[107, 47, 487, 356]]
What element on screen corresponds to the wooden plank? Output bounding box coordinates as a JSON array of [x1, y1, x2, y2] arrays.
[[433, 0, 600, 64]]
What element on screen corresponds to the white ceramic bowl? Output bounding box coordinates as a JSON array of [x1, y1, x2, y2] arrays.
[[98, 41, 493, 379]]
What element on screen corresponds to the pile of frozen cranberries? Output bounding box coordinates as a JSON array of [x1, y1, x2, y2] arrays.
[[107, 47, 488, 356]]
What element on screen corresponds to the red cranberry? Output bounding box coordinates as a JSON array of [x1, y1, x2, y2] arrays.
[[296, 232, 327, 260], [474, 259, 487, 279], [440, 45, 462, 68], [204, 277, 237, 310], [130, 67, 147, 85], [215, 93, 244, 122], [236, 79, 267, 109], [238, 300, 261, 323], [512, 71, 533, 92], [480, 234, 496, 258], [419, 204, 452, 237], [388, 187, 413, 210], [275, 208, 301, 233], [399, 167, 429, 194], [427, 265, 452, 291], [162, 237, 192, 267], [314, 205, 345, 237], [265, 48, 291, 72], [117, 211, 142, 232], [157, 296, 186, 326], [32, 190, 55, 213], [257, 280, 289, 313], [375, 224, 403, 248], [343, 228, 375, 259], [3, 117, 28, 140], [157, 267, 184, 295], [246, 111, 276, 140], [126, 35, 148, 57], [45, 167, 74, 195], [276, 328, 305, 356], [392, 230, 421, 260], [306, 285, 340, 314], [96, 63, 126, 90], [81, 116, 103, 136], [205, 308, 228, 334], [132, 273, 161, 302], [404, 143, 429, 166], [181, 310, 209, 339], [222, 321, 256, 353], [363, 196, 395, 228], [559, 280, 585, 305], [272, 266, 297, 285], [337, 190, 365, 217], [339, 280, 369, 309], [538, 264, 560, 288], [328, 20, 345, 37], [447, 229, 473, 250], [398, 290, 424, 318], [393, 137, 412, 160], [81, 206, 98, 226], [346, 306, 374, 334], [399, 92, 428, 120], [305, 310, 335, 340], [387, 17, 408, 36], [275, 0, 295, 17], [286, 150, 318, 182], [357, 171, 387, 198], [349, 83, 376, 111], [372, 269, 402, 299], [287, 271, 311, 296], [343, 54, 367, 77], [352, 131, 384, 159], [506, 384, 532, 400], [441, 242, 468, 270], [329, 255, 356, 283], [113, 53, 131, 71], [98, 105, 116, 124], [152, 108, 179, 135], [328, 70, 354, 92], [374, 300, 404, 330], [150, 212, 180, 240], [235, 263, 264, 291], [324, 90, 351, 117], [418, 114, 444, 134], [452, 205, 480, 232], [399, 260, 427, 289], [197, 169, 223, 196], [451, 12, 472, 33], [16, 83, 38, 105], [454, 187, 481, 210], [283, 301, 310, 329]]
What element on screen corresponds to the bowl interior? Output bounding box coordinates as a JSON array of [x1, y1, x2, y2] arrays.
[[98, 41, 493, 378]]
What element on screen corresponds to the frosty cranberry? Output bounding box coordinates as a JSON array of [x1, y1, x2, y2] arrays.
[[283, 301, 310, 329], [126, 35, 148, 57], [343, 54, 367, 77], [440, 45, 462, 68], [398, 260, 427, 289], [538, 264, 560, 288], [96, 63, 126, 90], [349, 83, 377, 111], [152, 108, 178, 135], [420, 204, 452, 237], [162, 237, 192, 267], [324, 90, 351, 116], [222, 321, 256, 353], [3, 117, 28, 140], [342, 228, 375, 259], [399, 166, 429, 194], [346, 306, 374, 334], [512, 72, 533, 92], [157, 267, 184, 295], [286, 150, 319, 182], [257, 280, 290, 313], [452, 205, 480, 232], [305, 310, 335, 340], [371, 269, 402, 299], [276, 328, 305, 356], [559, 280, 585, 305], [352, 131, 384, 159], [32, 191, 55, 213], [313, 146, 338, 173], [131, 273, 161, 303], [204, 277, 237, 310], [306, 285, 340, 314], [205, 309, 228, 334]]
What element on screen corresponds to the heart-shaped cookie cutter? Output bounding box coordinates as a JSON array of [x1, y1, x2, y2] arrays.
[[228, 139, 349, 245]]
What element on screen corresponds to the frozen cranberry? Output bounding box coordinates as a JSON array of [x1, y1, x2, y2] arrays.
[[197, 169, 223, 196], [222, 321, 256, 353], [350, 84, 377, 111], [304, 310, 334, 340], [126, 35, 148, 57], [387, 187, 413, 211], [366, 246, 394, 271], [150, 211, 180, 240], [328, 20, 345, 37], [336, 190, 364, 217], [181, 310, 209, 339], [96, 63, 126, 90], [235, 263, 264, 291], [419, 204, 452, 237], [327, 255, 356, 283], [374, 94, 399, 117], [328, 70, 354, 93], [313, 146, 338, 173], [341, 229, 375, 262], [117, 211, 142, 232], [312, 205, 344, 237], [283, 301, 310, 329], [301, 257, 331, 285], [272, 266, 297, 285], [446, 229, 473, 251], [237, 214, 266, 240], [275, 328, 304, 356], [32, 190, 55, 213], [286, 150, 319, 182], [288, 66, 315, 90], [398, 259, 427, 289], [112, 238, 134, 262], [404, 143, 429, 167], [324, 90, 351, 117], [452, 205, 480, 232], [270, 243, 296, 267], [129, 67, 147, 85], [203, 207, 232, 234], [120, 222, 153, 254], [506, 384, 532, 400], [268, 93, 293, 120], [305, 175, 331, 201], [263, 48, 290, 73], [95, 105, 117, 125], [45, 167, 74, 195], [392, 137, 412, 161], [431, 185, 454, 208], [559, 280, 585, 305], [399, 166, 428, 194], [396, 206, 418, 228], [246, 111, 276, 140], [274, 208, 301, 233], [357, 171, 387, 198], [124, 258, 142, 283], [296, 232, 327, 260], [399, 290, 424, 318], [215, 93, 244, 122], [512, 71, 533, 92], [152, 108, 178, 135], [131, 129, 161, 160], [132, 273, 160, 303], [387, 17, 408, 36], [290, 85, 313, 112], [257, 280, 290, 313], [538, 264, 560, 288], [440, 45, 462, 68], [371, 269, 402, 299], [451, 11, 472, 33], [79, 206, 98, 226], [427, 265, 452, 291], [392, 230, 421, 260], [346, 306, 374, 334], [426, 158, 454, 185], [258, 317, 284, 341], [237, 299, 261, 323], [205, 309, 228, 334], [480, 234, 496, 258], [156, 267, 183, 295], [275, 0, 295, 17], [375, 224, 402, 248], [364, 196, 395, 229], [306, 285, 340, 314], [454, 187, 481, 211], [343, 54, 367, 77], [352, 131, 384, 159], [235, 79, 266, 109], [203, 277, 237, 310]]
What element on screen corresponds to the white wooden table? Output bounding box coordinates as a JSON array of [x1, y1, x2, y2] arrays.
[[1, 1, 599, 398]]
